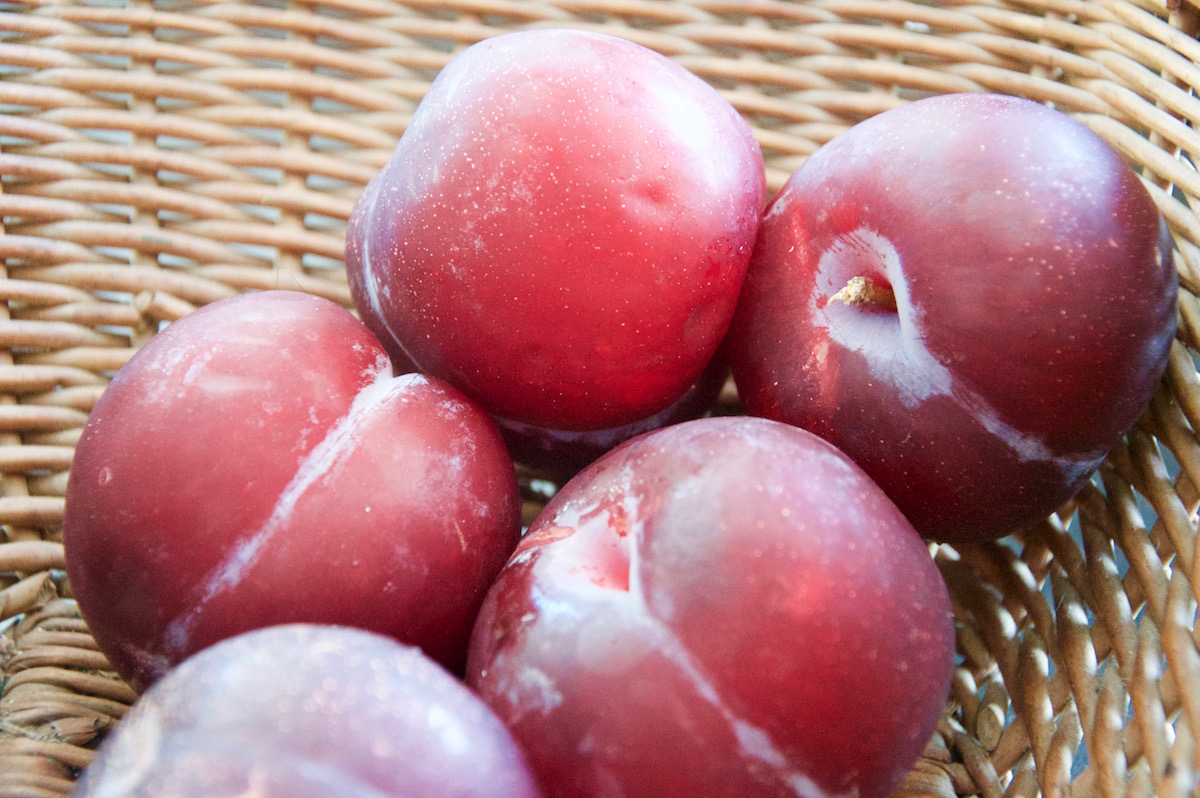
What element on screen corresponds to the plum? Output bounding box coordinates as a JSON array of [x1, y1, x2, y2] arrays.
[[369, 331, 730, 483], [345, 28, 765, 432], [495, 350, 730, 480], [63, 291, 521, 690], [727, 93, 1178, 544], [73, 624, 544, 798], [467, 416, 955, 798]]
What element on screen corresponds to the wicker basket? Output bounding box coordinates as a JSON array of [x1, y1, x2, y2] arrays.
[[2, 1, 1200, 795]]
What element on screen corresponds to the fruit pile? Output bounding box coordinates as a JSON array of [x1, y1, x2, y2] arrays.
[[62, 28, 1178, 798]]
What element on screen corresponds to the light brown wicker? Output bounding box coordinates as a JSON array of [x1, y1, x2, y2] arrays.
[[2, 1, 1200, 796]]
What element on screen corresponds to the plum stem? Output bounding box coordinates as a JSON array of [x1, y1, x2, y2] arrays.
[[827, 276, 897, 312]]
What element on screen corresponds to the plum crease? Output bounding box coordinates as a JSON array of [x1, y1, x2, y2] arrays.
[[615, 587, 846, 798], [160, 355, 402, 658], [819, 226, 1105, 483], [621, 469, 645, 607], [540, 467, 846, 798]]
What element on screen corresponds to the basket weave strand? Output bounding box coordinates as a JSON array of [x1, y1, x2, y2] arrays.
[[3, 1, 1200, 796]]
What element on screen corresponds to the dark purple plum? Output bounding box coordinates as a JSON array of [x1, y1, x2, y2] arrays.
[[728, 93, 1178, 543]]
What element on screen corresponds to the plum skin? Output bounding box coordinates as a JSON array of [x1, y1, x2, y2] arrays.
[[467, 416, 955, 798], [727, 92, 1179, 544], [375, 330, 732, 484], [494, 350, 730, 481], [73, 624, 544, 798], [63, 291, 522, 691], [346, 28, 765, 432]]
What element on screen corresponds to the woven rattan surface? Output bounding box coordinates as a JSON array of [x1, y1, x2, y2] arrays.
[[3, 1, 1200, 796]]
